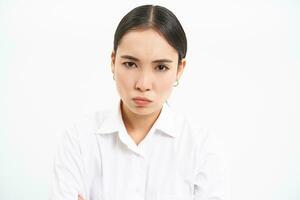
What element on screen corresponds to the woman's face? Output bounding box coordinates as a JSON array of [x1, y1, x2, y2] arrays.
[[111, 28, 186, 116]]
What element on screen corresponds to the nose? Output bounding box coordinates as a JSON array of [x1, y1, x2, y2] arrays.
[[135, 71, 152, 92]]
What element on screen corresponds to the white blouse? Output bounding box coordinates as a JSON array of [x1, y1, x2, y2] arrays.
[[50, 100, 228, 200]]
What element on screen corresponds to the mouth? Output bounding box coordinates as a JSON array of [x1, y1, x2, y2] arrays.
[[132, 97, 152, 106]]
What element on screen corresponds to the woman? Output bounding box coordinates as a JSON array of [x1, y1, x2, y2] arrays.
[[50, 4, 227, 200]]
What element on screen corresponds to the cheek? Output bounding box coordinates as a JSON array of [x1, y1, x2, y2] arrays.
[[115, 70, 133, 92], [155, 75, 175, 94]]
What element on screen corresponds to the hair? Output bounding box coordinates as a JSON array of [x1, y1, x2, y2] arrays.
[[113, 5, 187, 65]]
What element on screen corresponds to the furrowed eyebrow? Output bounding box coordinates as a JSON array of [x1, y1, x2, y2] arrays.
[[120, 55, 173, 63]]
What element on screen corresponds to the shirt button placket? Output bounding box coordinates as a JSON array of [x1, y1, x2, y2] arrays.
[[134, 155, 147, 200]]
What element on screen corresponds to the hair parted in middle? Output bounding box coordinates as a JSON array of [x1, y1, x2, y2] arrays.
[[113, 4, 187, 65]]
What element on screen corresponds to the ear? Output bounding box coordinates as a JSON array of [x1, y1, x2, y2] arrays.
[[111, 50, 116, 74], [176, 58, 186, 80]]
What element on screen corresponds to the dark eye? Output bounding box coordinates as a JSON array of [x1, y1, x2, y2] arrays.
[[123, 62, 136, 68], [156, 64, 169, 71]]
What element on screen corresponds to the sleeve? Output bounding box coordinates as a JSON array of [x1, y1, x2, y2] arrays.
[[49, 125, 88, 200], [193, 129, 231, 200]]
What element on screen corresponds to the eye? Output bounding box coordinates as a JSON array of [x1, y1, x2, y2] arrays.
[[122, 62, 137, 68], [156, 64, 169, 72]]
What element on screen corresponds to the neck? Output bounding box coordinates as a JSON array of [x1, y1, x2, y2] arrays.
[[120, 101, 162, 136]]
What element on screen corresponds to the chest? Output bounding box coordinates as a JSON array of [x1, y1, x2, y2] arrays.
[[84, 134, 197, 200]]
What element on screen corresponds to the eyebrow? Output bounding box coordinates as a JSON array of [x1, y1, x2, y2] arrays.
[[120, 55, 173, 63]]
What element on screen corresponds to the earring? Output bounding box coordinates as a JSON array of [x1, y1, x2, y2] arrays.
[[173, 79, 179, 87], [113, 74, 115, 80]]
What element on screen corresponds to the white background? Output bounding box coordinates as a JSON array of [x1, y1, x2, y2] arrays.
[[0, 0, 299, 199]]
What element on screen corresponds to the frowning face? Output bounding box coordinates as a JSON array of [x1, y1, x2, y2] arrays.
[[111, 28, 186, 116]]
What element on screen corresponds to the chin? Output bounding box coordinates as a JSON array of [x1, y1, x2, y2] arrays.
[[131, 107, 154, 115], [133, 104, 163, 116]]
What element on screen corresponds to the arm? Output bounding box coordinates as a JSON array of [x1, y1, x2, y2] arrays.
[[50, 125, 87, 200], [194, 129, 230, 200]]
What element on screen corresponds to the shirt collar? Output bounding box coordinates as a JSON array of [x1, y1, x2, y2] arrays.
[[95, 99, 178, 138]]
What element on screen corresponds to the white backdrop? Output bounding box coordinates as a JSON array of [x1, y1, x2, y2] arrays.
[[0, 0, 299, 200]]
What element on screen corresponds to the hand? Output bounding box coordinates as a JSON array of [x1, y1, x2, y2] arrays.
[[78, 194, 85, 200]]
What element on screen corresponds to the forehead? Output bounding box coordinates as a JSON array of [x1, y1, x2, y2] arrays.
[[117, 29, 178, 61]]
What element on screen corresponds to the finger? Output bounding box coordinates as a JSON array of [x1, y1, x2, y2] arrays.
[[78, 193, 85, 200]]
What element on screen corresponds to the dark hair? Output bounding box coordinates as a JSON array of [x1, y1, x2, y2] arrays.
[[113, 5, 187, 64]]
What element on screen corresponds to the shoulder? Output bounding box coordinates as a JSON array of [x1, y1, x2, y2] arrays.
[[73, 109, 110, 136], [171, 107, 227, 164], [171, 107, 210, 146], [59, 108, 111, 143], [177, 111, 228, 174], [55, 108, 113, 159]]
